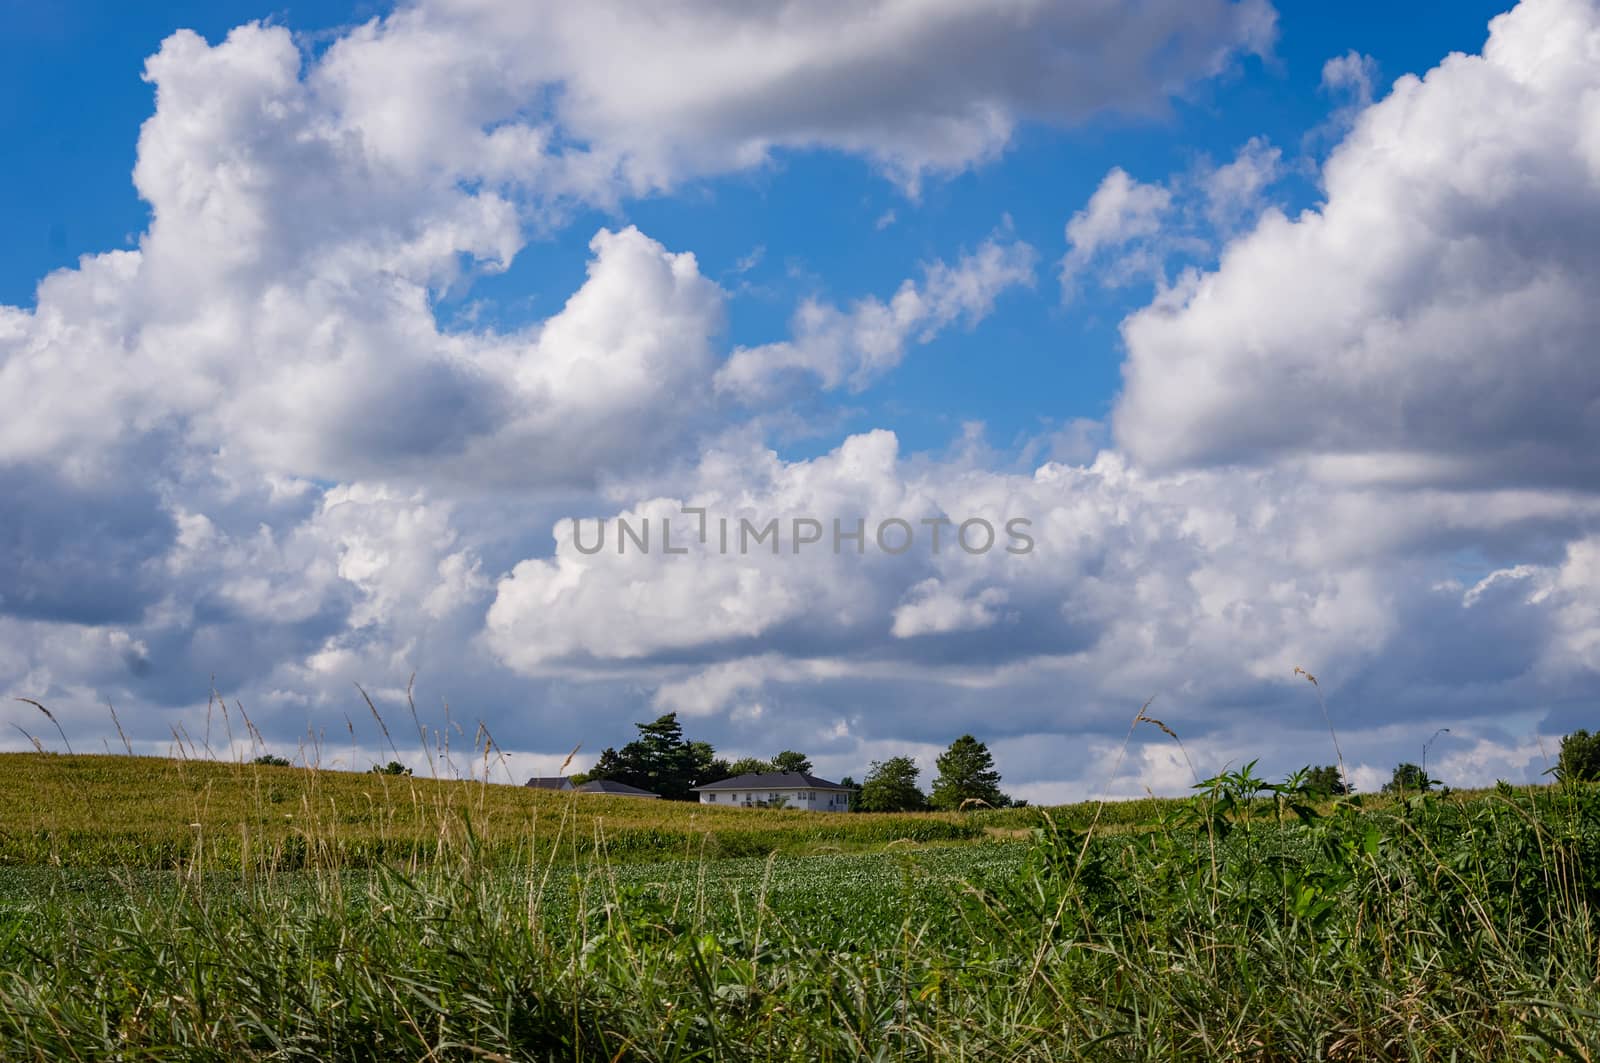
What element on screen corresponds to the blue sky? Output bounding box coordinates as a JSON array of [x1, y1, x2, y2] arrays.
[[2, 0, 1597, 799]]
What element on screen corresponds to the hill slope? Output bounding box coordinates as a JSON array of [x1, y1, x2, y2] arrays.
[[0, 753, 986, 868]]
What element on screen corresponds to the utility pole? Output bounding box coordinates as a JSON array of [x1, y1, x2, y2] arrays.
[[1422, 727, 1451, 790]]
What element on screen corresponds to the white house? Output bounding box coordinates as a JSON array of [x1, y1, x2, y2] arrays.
[[691, 771, 853, 811]]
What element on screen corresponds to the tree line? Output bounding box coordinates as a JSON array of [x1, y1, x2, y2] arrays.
[[570, 712, 1019, 811], [1298, 730, 1600, 799]]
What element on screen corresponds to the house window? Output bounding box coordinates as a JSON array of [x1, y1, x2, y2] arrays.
[[707, 793, 716, 802]]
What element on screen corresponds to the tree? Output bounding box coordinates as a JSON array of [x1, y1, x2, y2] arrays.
[[574, 746, 625, 787], [838, 775, 862, 812], [584, 714, 702, 800], [771, 750, 813, 774], [723, 756, 773, 778], [699, 756, 733, 785], [1381, 762, 1431, 795], [1304, 764, 1350, 796], [251, 754, 291, 767], [368, 760, 411, 776], [858, 756, 927, 812], [929, 735, 1009, 811], [1556, 729, 1600, 783], [688, 741, 726, 785]]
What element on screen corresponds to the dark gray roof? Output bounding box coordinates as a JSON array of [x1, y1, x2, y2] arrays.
[[692, 771, 849, 792], [524, 777, 574, 790], [575, 779, 660, 798]]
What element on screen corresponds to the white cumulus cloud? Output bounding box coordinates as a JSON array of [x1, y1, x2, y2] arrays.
[[1116, 0, 1600, 488]]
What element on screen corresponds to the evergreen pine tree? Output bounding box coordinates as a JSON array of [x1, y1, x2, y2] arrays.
[[929, 735, 1008, 810]]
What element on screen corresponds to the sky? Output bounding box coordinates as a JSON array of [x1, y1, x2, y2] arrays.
[[2, 0, 1597, 801]]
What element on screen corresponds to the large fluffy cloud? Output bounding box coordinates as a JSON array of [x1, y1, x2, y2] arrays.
[[0, 21, 730, 491], [318, 0, 1276, 193], [1115, 0, 1600, 488], [485, 429, 1600, 751]]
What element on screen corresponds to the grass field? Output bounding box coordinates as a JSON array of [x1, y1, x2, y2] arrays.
[[4, 753, 1600, 1059], [0, 753, 983, 868]]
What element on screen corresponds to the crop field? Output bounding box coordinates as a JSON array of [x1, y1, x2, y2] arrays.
[[0, 753, 985, 868], [4, 754, 1600, 1059]]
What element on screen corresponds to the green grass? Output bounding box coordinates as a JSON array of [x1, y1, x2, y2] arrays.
[[0, 753, 982, 868], [4, 753, 1600, 1059]]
